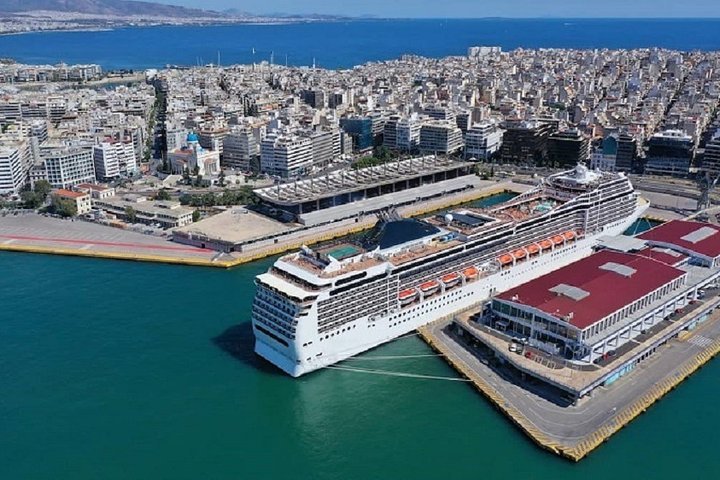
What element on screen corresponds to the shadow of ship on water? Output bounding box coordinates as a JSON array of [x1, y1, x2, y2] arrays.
[[212, 322, 284, 376]]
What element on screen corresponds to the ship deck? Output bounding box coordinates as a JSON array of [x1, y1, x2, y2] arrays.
[[388, 239, 465, 266]]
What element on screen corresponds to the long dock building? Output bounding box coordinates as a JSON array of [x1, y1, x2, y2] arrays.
[[253, 156, 474, 224]]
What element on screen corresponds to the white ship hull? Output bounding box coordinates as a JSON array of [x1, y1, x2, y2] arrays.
[[254, 200, 648, 377]]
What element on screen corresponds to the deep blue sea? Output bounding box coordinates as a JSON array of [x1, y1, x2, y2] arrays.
[[1, 18, 720, 70]]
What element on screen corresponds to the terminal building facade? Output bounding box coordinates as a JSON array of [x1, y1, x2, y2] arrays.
[[488, 220, 720, 365], [491, 249, 689, 362]]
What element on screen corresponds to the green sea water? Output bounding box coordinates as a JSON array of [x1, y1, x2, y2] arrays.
[[2, 213, 718, 479]]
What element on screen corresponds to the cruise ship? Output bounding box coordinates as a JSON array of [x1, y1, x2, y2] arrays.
[[251, 165, 649, 377]]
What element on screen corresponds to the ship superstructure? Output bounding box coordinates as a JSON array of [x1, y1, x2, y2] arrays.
[[252, 165, 648, 376]]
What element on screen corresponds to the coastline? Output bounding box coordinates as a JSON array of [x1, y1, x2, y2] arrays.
[[0, 18, 350, 37], [0, 27, 115, 37], [0, 184, 519, 269]]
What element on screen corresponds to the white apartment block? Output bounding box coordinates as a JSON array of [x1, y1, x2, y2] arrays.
[[166, 127, 189, 152], [310, 129, 336, 169], [396, 116, 422, 151], [424, 105, 456, 122], [0, 144, 29, 194], [419, 121, 464, 154], [465, 123, 503, 160], [261, 133, 313, 179], [42, 147, 96, 189], [223, 125, 258, 171], [93, 141, 138, 181], [93, 143, 120, 180]]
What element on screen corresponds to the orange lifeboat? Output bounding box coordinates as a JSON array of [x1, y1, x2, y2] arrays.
[[551, 235, 565, 245], [420, 280, 440, 295], [539, 239, 553, 250], [463, 266, 480, 280], [526, 244, 540, 255], [498, 254, 514, 265], [399, 288, 419, 305], [512, 249, 527, 260], [563, 231, 576, 241], [441, 272, 461, 287]]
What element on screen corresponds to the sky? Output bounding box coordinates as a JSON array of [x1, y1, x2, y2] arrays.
[[157, 0, 720, 18]]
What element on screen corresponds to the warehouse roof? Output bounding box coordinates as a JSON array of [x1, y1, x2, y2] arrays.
[[496, 250, 686, 330], [638, 220, 720, 259]]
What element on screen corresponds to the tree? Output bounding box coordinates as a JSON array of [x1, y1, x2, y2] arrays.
[[156, 188, 171, 201], [218, 170, 226, 187], [182, 167, 191, 185], [51, 196, 77, 217], [192, 210, 201, 222], [194, 174, 203, 187], [33, 180, 52, 200], [373, 145, 393, 161], [20, 191, 42, 209], [201, 192, 215, 207], [192, 165, 200, 177], [124, 206, 137, 223]]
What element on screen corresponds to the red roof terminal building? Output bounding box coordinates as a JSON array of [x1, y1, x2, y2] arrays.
[[638, 220, 720, 267], [489, 220, 720, 364]]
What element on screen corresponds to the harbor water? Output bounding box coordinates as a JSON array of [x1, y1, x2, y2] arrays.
[[2, 249, 720, 479], [0, 197, 716, 479]]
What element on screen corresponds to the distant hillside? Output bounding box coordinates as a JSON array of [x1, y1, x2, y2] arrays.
[[0, 0, 224, 18], [223, 8, 351, 21]]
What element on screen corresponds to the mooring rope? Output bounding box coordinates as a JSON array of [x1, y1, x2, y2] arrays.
[[326, 364, 470, 382], [346, 354, 444, 361]]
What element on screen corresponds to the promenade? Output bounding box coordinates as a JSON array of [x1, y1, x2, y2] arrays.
[[0, 181, 525, 268], [0, 214, 226, 266]]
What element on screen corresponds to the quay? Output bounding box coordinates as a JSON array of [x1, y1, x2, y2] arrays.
[[419, 219, 720, 461], [0, 181, 523, 268], [420, 311, 720, 461]]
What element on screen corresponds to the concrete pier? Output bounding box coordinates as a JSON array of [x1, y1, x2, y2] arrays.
[[419, 306, 720, 461], [0, 182, 525, 268]]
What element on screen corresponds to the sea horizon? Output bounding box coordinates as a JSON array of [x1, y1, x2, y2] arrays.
[[2, 18, 720, 71]]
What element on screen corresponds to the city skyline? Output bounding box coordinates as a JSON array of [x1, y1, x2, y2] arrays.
[[157, 0, 720, 18]]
